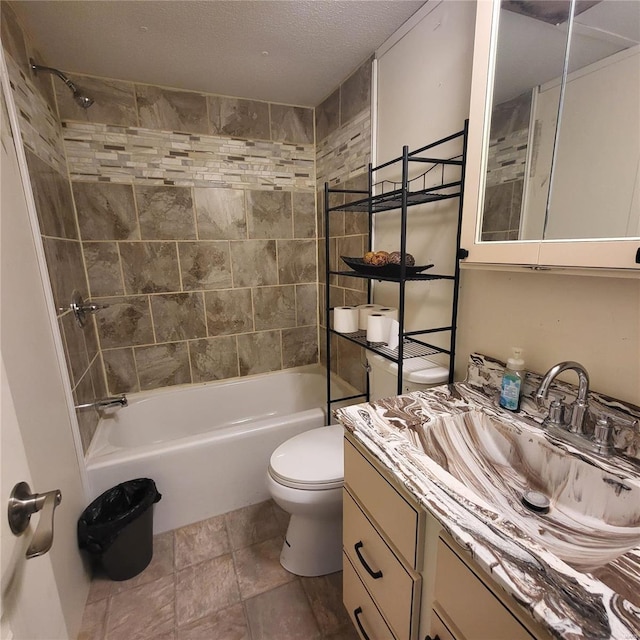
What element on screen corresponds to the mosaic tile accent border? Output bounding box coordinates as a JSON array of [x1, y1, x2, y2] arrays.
[[485, 128, 528, 187], [6, 54, 67, 174], [63, 122, 315, 191], [316, 108, 371, 188]]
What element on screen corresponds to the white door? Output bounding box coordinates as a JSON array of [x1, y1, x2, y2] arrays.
[[1, 53, 90, 638], [1, 358, 67, 640]]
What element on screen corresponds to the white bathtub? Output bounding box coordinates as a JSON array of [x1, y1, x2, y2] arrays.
[[85, 365, 357, 533]]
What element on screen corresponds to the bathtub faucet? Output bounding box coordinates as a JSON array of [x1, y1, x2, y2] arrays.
[[76, 395, 128, 411]]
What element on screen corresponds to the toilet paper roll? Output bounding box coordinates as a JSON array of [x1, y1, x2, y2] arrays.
[[387, 319, 400, 351], [377, 307, 398, 321], [333, 306, 359, 333], [357, 304, 382, 330], [367, 314, 392, 343]]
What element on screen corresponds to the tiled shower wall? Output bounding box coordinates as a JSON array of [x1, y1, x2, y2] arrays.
[[481, 91, 532, 241], [315, 59, 372, 393], [3, 1, 374, 451], [2, 1, 106, 452], [56, 74, 319, 396]]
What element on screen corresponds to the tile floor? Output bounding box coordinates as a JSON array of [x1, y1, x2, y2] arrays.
[[78, 500, 359, 640]]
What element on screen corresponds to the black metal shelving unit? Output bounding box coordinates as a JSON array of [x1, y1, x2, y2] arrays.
[[325, 122, 468, 421]]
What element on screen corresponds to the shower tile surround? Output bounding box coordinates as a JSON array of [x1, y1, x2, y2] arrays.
[[482, 91, 532, 241], [2, 10, 104, 452], [315, 59, 372, 394], [3, 6, 374, 450]]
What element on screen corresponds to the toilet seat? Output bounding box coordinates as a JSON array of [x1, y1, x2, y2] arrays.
[[268, 425, 344, 491]]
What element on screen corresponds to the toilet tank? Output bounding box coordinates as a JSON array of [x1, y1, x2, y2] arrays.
[[368, 353, 449, 401]]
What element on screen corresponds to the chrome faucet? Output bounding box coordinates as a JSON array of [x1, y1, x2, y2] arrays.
[[76, 395, 128, 411], [535, 361, 589, 435]]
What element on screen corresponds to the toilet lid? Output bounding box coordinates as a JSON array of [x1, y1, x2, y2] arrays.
[[269, 425, 344, 489]]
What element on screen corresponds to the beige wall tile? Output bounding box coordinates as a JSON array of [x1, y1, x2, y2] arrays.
[[189, 336, 239, 383], [252, 286, 296, 331], [135, 342, 191, 390], [295, 284, 318, 327], [204, 289, 253, 336], [277, 239, 317, 285], [178, 241, 232, 290], [150, 292, 206, 342], [136, 185, 196, 240], [25, 149, 78, 239], [282, 326, 318, 369], [96, 296, 154, 348], [1, 2, 29, 73], [246, 190, 292, 240], [229, 240, 277, 287], [208, 96, 270, 141], [60, 311, 90, 386], [56, 75, 138, 126], [102, 347, 139, 394], [315, 88, 340, 143], [120, 242, 181, 294], [194, 188, 246, 240], [136, 85, 208, 134], [41, 237, 88, 312], [340, 59, 372, 126], [84, 241, 125, 297], [237, 331, 281, 377], [292, 192, 316, 238], [73, 182, 138, 241], [270, 104, 314, 144]]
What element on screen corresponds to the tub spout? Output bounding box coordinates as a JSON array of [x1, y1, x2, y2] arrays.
[[76, 395, 128, 411]]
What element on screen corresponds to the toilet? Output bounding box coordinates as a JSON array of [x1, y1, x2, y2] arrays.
[[267, 355, 449, 577], [267, 424, 344, 577]]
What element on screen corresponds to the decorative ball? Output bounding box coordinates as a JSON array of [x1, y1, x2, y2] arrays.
[[363, 251, 376, 264], [388, 251, 415, 266], [370, 251, 390, 266]]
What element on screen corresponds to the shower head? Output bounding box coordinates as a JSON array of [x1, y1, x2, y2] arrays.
[[29, 59, 94, 109]]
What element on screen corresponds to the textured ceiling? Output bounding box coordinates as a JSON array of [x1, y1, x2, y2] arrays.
[[11, 0, 426, 106]]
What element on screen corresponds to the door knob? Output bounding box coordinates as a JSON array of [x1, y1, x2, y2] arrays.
[[8, 482, 62, 559]]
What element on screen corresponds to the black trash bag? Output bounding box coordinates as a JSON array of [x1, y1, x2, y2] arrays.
[[77, 478, 161, 555]]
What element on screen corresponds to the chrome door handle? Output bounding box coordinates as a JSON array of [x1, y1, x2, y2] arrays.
[[8, 482, 62, 559]]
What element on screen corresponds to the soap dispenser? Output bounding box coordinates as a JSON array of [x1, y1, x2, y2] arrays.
[[499, 348, 525, 411]]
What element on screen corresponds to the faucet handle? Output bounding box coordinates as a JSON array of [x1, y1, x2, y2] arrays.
[[547, 398, 567, 427]]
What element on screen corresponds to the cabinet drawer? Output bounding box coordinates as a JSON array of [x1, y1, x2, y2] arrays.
[[344, 437, 423, 568], [344, 489, 420, 640], [344, 553, 397, 640], [429, 610, 457, 640], [434, 538, 535, 640]]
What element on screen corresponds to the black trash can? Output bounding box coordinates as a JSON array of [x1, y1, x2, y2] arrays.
[[78, 478, 161, 581]]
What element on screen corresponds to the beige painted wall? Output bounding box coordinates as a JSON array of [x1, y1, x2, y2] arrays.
[[376, 1, 640, 406], [456, 269, 640, 404]]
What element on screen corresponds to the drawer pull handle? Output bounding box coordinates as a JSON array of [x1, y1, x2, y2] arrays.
[[353, 606, 371, 640], [425, 636, 440, 640], [354, 541, 383, 579]]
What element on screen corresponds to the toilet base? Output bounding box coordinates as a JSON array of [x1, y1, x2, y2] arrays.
[[279, 514, 343, 577]]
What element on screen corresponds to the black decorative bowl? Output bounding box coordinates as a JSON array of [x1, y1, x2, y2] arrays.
[[341, 256, 434, 277]]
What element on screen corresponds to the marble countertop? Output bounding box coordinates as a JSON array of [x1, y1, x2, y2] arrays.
[[334, 355, 640, 640]]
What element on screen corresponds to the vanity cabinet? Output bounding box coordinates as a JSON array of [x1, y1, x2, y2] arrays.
[[343, 433, 553, 640], [343, 435, 424, 639]]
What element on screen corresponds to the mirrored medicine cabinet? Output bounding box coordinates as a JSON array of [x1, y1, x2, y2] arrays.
[[461, 0, 640, 270]]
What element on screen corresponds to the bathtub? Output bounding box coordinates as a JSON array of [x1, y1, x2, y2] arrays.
[[85, 365, 357, 533]]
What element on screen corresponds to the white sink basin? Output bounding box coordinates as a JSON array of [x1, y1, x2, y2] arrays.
[[410, 409, 640, 571]]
